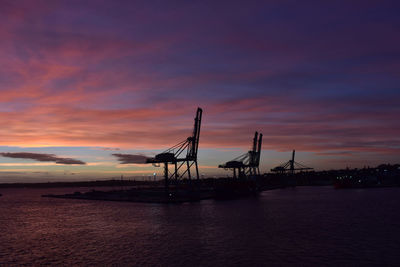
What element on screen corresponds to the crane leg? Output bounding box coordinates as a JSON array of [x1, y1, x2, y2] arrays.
[[187, 161, 191, 180], [174, 162, 178, 181], [164, 163, 169, 193], [195, 161, 200, 180]]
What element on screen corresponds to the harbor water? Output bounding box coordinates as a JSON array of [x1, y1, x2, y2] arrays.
[[1, 186, 399, 266]]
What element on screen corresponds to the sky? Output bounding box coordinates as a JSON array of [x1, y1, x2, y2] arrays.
[[0, 0, 399, 182]]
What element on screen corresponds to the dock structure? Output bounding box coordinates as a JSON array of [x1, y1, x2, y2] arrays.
[[218, 131, 263, 178], [271, 150, 313, 175], [146, 108, 202, 190]]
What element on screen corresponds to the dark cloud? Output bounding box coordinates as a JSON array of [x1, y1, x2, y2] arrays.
[[112, 153, 149, 164], [0, 152, 86, 165]]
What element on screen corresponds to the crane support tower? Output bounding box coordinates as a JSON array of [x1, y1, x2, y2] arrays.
[[271, 150, 313, 174], [218, 131, 263, 178], [146, 108, 202, 190]]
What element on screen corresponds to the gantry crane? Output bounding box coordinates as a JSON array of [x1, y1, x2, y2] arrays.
[[218, 131, 263, 178], [146, 108, 202, 189], [271, 150, 313, 175]]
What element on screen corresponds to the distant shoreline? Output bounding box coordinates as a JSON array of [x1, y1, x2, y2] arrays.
[[0, 179, 158, 189], [1, 164, 398, 189]]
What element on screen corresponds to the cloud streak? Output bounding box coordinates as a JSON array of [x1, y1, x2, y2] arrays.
[[112, 154, 150, 164], [0, 152, 86, 165]]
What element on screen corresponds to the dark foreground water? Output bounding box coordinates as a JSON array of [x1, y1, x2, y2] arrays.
[[0, 186, 399, 266]]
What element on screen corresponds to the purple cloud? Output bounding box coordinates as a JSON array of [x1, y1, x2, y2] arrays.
[[0, 152, 86, 165], [112, 154, 149, 164]]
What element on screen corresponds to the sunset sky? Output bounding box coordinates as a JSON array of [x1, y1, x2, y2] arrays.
[[0, 0, 399, 182]]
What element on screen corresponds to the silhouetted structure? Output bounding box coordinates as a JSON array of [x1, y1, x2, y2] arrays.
[[218, 131, 263, 178], [271, 150, 313, 175], [146, 108, 202, 190]]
